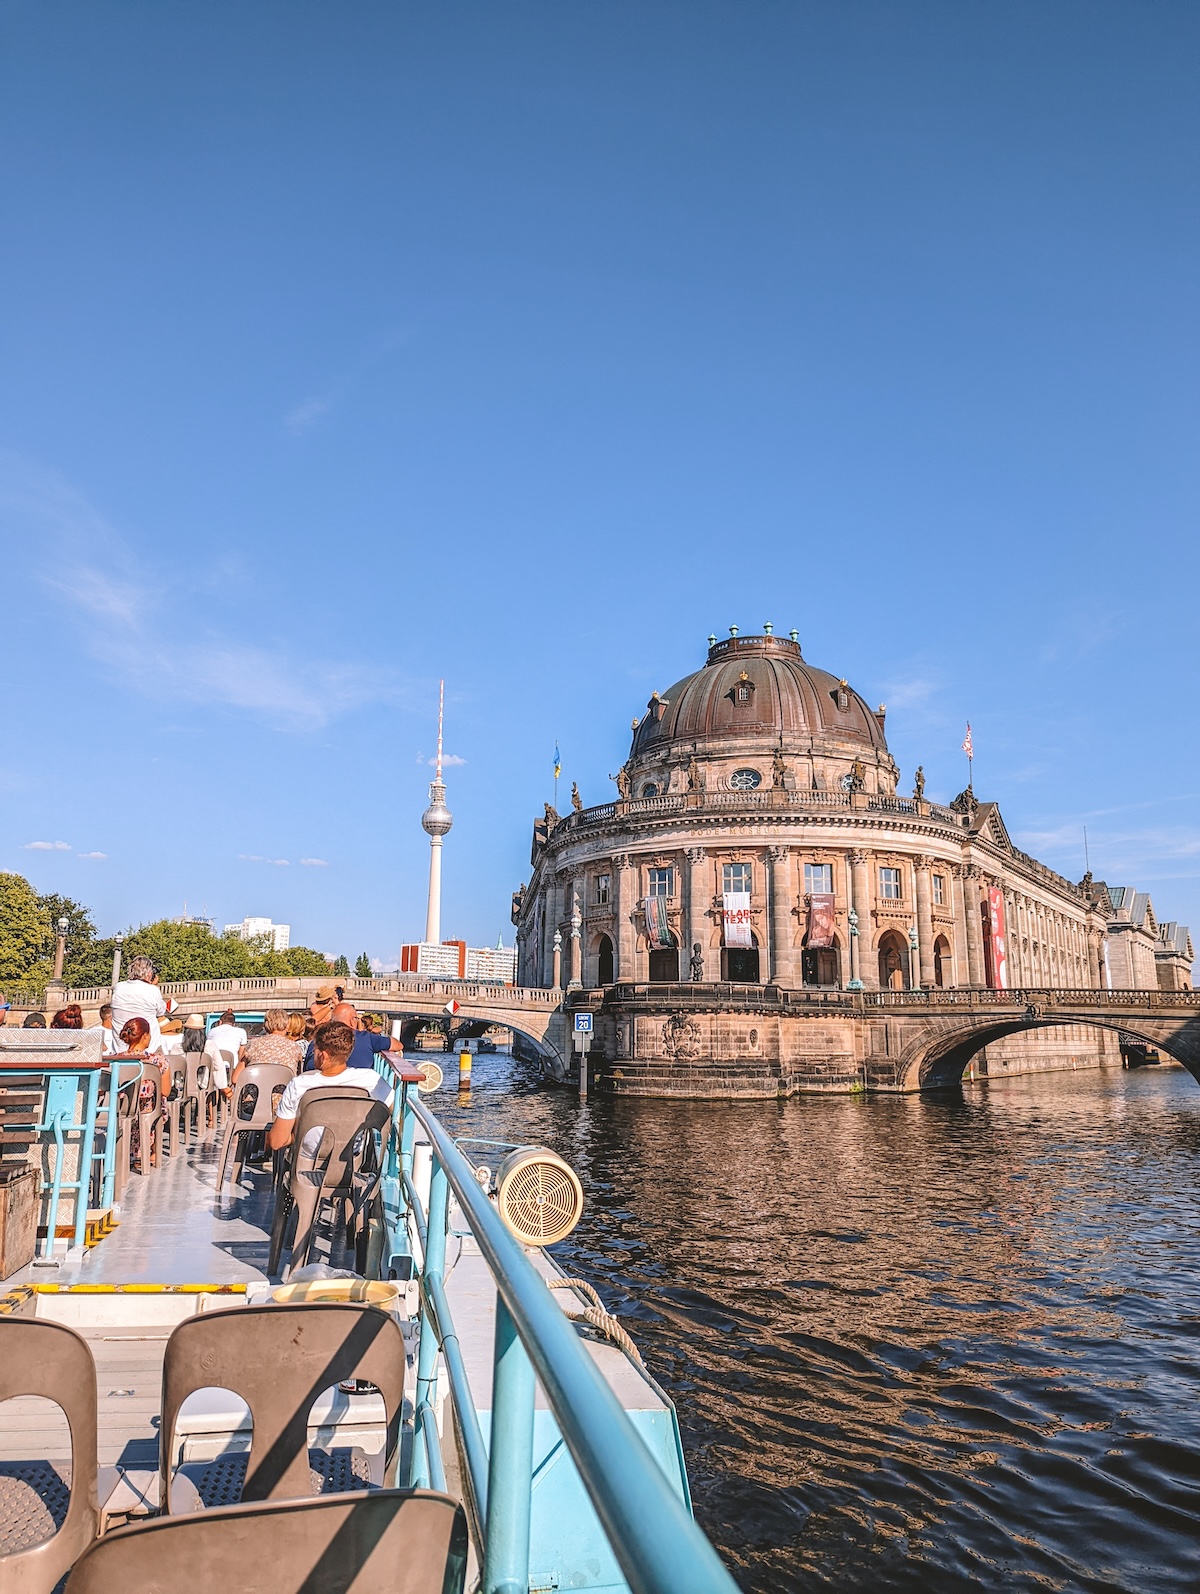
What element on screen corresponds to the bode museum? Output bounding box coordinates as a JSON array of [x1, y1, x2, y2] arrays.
[[511, 629, 1194, 1096]]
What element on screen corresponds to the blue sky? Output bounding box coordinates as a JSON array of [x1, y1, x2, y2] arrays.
[[2, 1, 1197, 965]]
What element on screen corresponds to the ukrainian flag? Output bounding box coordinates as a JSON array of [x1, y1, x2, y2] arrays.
[[554, 742, 562, 779]]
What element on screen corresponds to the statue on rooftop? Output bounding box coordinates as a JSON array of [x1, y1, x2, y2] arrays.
[[570, 782, 583, 813], [913, 765, 925, 800]]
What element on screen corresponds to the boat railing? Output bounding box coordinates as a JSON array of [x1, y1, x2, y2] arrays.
[[373, 1056, 737, 1594]]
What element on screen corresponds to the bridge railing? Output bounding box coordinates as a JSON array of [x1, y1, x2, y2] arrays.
[[378, 1063, 738, 1594]]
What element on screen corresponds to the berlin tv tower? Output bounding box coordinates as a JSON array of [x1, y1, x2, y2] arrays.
[[421, 681, 453, 943]]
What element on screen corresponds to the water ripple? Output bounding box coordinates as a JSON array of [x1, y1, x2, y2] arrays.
[[440, 1059, 1200, 1591]]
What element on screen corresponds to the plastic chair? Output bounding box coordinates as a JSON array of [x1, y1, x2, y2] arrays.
[[215, 1063, 294, 1194], [266, 1091, 392, 1280], [93, 1064, 141, 1205], [133, 1061, 168, 1174], [171, 1052, 218, 1149], [202, 1043, 240, 1095], [160, 1302, 407, 1509], [65, 1490, 467, 1594], [0, 1317, 100, 1593]]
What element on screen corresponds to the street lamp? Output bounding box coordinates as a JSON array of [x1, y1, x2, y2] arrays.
[[52, 916, 69, 983], [909, 924, 921, 991], [552, 930, 563, 991], [568, 904, 582, 990], [846, 907, 864, 990], [111, 932, 125, 991]]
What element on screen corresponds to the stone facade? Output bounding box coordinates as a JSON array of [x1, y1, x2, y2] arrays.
[[512, 632, 1194, 1095]]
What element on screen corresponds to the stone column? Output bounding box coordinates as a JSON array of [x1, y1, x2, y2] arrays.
[[850, 851, 874, 988], [613, 853, 637, 982], [768, 845, 793, 985], [963, 866, 984, 987], [541, 877, 560, 989], [914, 861, 935, 987], [684, 847, 711, 980]]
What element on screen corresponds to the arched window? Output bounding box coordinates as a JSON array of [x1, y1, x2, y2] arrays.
[[648, 939, 679, 982], [802, 939, 841, 988], [933, 934, 952, 989], [722, 933, 760, 983], [878, 930, 909, 991], [596, 934, 614, 986]]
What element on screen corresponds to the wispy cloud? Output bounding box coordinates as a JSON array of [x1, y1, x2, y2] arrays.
[[300, 857, 329, 867], [24, 840, 71, 851], [416, 752, 467, 767], [271, 859, 290, 867], [78, 851, 107, 860], [238, 853, 264, 862], [0, 452, 411, 731], [284, 327, 409, 436]]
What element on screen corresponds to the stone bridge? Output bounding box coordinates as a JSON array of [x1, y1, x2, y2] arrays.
[[53, 975, 572, 1078], [567, 983, 1200, 1097], [35, 978, 1200, 1098]]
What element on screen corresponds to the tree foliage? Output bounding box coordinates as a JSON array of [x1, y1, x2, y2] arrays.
[[0, 873, 333, 990], [333, 954, 351, 978], [354, 953, 372, 978]]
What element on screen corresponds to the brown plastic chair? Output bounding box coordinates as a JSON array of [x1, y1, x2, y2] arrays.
[[266, 1090, 392, 1280], [94, 1064, 141, 1203], [129, 1060, 169, 1174], [65, 1489, 467, 1594], [215, 1063, 294, 1194], [170, 1052, 218, 1149], [160, 1302, 407, 1510], [0, 1317, 100, 1593]]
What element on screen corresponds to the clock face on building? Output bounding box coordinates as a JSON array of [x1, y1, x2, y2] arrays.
[[730, 768, 762, 790]]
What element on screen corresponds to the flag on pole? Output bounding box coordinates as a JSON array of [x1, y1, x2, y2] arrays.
[[961, 723, 974, 759], [553, 742, 562, 779]]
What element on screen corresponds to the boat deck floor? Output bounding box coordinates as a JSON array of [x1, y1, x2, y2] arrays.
[[12, 1130, 277, 1289]]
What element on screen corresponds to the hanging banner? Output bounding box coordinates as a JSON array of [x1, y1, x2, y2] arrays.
[[643, 896, 674, 950], [805, 893, 836, 949], [722, 891, 752, 948], [986, 886, 1009, 989]]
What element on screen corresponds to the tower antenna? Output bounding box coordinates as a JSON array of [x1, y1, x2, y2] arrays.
[[435, 678, 444, 782], [421, 680, 453, 944], [1083, 825, 1090, 874]]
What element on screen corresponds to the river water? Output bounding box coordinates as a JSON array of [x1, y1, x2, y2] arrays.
[[439, 1054, 1200, 1592]]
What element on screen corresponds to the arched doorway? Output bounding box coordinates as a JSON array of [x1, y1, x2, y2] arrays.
[[596, 934, 614, 987], [722, 933, 760, 983], [933, 934, 952, 988], [878, 930, 908, 991], [802, 937, 842, 987], [648, 938, 679, 982]]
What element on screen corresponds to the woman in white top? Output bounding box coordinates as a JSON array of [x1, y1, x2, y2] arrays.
[[111, 956, 173, 1050]]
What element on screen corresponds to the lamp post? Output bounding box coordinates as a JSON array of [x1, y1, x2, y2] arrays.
[[568, 904, 582, 990], [909, 924, 921, 991], [552, 930, 563, 991], [111, 932, 125, 991], [52, 916, 69, 984], [846, 908, 864, 990]]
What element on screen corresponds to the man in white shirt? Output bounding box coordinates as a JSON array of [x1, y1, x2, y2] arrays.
[[203, 1008, 250, 1091], [268, 1020, 392, 1155], [111, 957, 172, 1049]]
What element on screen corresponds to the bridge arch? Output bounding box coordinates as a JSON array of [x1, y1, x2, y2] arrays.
[[902, 1012, 1200, 1092]]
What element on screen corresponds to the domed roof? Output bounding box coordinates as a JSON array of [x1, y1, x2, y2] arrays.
[[630, 634, 888, 760]]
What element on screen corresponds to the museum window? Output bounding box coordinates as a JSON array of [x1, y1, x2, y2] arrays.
[[804, 863, 833, 895], [595, 873, 610, 906], [932, 873, 945, 906], [729, 768, 761, 790], [641, 783, 659, 798], [722, 862, 752, 895], [879, 867, 902, 900], [647, 867, 675, 898]]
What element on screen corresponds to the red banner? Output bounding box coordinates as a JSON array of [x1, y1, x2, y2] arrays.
[[986, 886, 1009, 989], [805, 893, 836, 949]]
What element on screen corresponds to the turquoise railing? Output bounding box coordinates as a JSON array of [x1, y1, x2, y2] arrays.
[[373, 1058, 738, 1594]]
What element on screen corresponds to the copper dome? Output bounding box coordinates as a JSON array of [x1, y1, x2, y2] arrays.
[[630, 634, 888, 760]]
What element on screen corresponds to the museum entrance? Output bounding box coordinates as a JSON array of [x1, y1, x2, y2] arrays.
[[933, 934, 952, 988], [721, 934, 760, 983], [648, 943, 679, 981], [878, 930, 909, 990], [802, 943, 841, 987], [596, 933, 614, 986]]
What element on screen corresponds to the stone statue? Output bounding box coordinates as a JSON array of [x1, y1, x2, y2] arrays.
[[543, 802, 559, 830], [570, 781, 583, 813], [850, 759, 865, 792], [913, 765, 925, 800], [687, 755, 703, 791], [772, 748, 787, 789], [611, 765, 632, 800], [689, 942, 704, 981]]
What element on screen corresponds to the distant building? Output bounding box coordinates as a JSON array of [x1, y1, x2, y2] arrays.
[[399, 938, 517, 984], [1099, 887, 1194, 991], [1156, 922, 1195, 992], [224, 916, 291, 952]]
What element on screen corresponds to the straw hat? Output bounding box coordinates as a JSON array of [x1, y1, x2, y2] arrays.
[[183, 1014, 205, 1029]]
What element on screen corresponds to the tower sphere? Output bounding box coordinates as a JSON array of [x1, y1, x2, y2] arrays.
[[422, 782, 453, 838]]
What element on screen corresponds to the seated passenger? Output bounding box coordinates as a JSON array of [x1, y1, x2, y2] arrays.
[[267, 1020, 393, 1156]]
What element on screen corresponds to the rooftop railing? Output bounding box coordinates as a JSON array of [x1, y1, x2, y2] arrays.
[[375, 1059, 738, 1594]]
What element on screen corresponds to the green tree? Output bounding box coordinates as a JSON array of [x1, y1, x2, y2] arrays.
[[0, 873, 51, 989], [36, 892, 110, 987], [285, 947, 333, 977], [354, 953, 372, 978], [332, 954, 350, 978]]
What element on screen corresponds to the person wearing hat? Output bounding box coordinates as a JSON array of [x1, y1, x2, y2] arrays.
[[181, 1013, 207, 1061], [308, 984, 344, 1026]]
